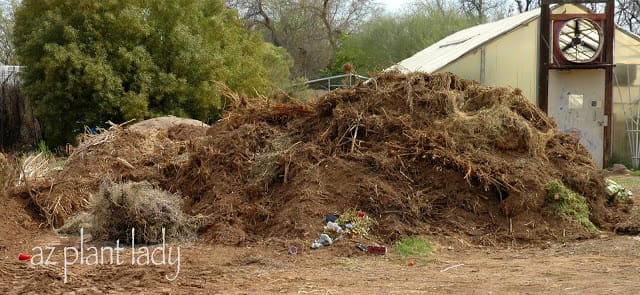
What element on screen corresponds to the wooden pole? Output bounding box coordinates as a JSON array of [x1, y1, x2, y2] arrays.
[[537, 3, 551, 113], [603, 0, 615, 166]]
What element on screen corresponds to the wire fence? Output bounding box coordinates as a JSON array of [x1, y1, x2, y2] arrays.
[[304, 73, 369, 91]]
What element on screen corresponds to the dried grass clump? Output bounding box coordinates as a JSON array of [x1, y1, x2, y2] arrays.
[[17, 152, 54, 186], [90, 181, 197, 244], [55, 212, 93, 235], [250, 135, 294, 181], [12, 122, 188, 227], [0, 152, 18, 191]]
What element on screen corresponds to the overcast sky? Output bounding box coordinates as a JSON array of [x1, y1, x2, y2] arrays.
[[378, 0, 416, 12]]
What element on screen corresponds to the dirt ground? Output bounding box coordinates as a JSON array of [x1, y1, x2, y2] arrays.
[[1, 175, 639, 294]]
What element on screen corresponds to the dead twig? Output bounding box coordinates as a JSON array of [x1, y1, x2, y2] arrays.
[[350, 125, 359, 153], [441, 263, 464, 272]]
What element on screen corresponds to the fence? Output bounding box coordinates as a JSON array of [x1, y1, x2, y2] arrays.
[[304, 73, 369, 91]]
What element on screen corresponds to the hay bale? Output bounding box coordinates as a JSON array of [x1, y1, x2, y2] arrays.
[[91, 181, 197, 244]]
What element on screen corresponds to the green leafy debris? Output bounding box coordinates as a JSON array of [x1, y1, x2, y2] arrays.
[[605, 178, 633, 205], [545, 179, 597, 232]]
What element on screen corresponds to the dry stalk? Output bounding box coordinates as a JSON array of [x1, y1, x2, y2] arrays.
[[116, 157, 135, 169], [350, 125, 359, 153], [17, 152, 51, 186], [210, 79, 241, 107]]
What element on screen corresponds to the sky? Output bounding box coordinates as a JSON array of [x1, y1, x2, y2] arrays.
[[378, 0, 416, 12]]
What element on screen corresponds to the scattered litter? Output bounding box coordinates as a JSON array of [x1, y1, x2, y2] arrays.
[[18, 253, 31, 261], [441, 263, 464, 272], [311, 234, 333, 249], [325, 214, 338, 223], [324, 221, 343, 234], [366, 245, 387, 255], [289, 246, 298, 255], [335, 209, 375, 238], [356, 244, 368, 252], [407, 260, 415, 267], [312, 210, 379, 250], [605, 179, 633, 202]]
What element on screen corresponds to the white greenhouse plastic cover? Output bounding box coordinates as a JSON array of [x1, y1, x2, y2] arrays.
[[390, 6, 640, 73]]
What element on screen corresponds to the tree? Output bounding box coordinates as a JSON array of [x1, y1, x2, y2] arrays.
[[227, 0, 379, 78], [572, 1, 639, 35], [328, 0, 480, 75], [14, 0, 290, 146], [0, 0, 18, 64], [514, 0, 538, 13], [456, 0, 516, 21], [615, 0, 640, 34]]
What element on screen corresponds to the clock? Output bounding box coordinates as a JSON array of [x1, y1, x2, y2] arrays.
[[553, 17, 604, 64]]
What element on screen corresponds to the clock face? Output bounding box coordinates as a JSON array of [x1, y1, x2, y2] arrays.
[[557, 18, 603, 63]]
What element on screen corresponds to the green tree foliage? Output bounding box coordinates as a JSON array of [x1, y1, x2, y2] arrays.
[[328, 1, 480, 76], [14, 0, 289, 146], [260, 43, 293, 91]]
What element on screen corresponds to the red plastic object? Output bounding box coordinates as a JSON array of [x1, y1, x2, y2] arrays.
[[367, 246, 386, 255], [357, 211, 365, 218], [18, 253, 31, 261]]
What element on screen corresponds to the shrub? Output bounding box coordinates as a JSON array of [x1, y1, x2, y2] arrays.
[[14, 0, 291, 146]]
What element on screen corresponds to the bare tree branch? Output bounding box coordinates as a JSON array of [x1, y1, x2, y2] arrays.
[[227, 0, 379, 78]]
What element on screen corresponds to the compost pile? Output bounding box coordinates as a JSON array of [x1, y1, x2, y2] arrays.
[[10, 71, 635, 246]]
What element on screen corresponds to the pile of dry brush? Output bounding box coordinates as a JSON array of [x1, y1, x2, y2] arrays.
[[8, 71, 637, 246]]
